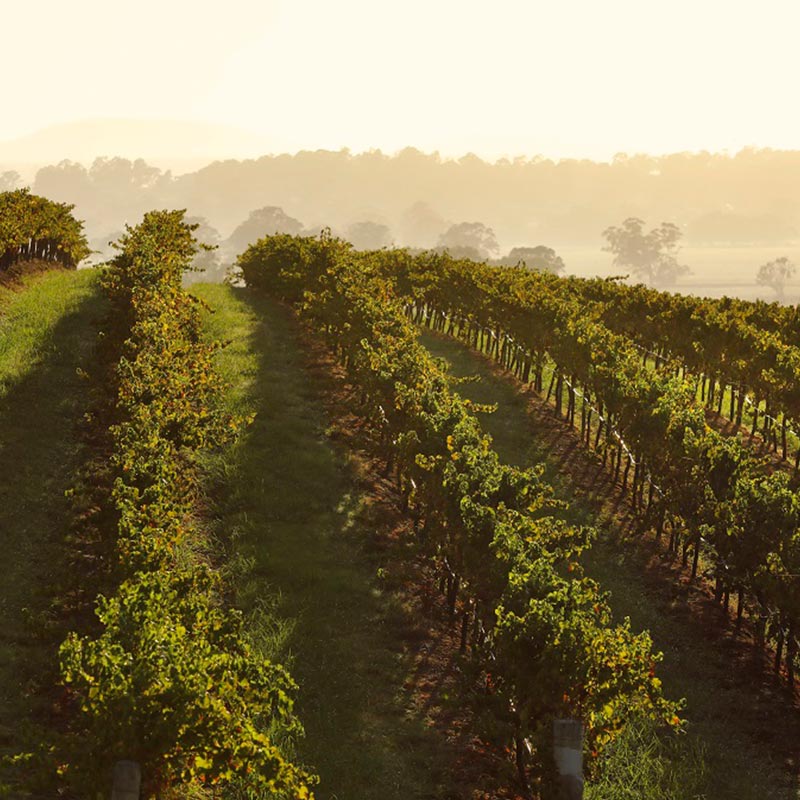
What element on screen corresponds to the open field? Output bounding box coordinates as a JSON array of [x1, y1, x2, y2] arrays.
[[555, 244, 800, 301]]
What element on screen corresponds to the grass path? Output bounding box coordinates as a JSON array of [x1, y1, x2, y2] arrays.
[[420, 329, 800, 800], [192, 285, 464, 800], [0, 269, 105, 789]]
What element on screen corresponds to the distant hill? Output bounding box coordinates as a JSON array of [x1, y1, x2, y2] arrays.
[[0, 118, 271, 174]]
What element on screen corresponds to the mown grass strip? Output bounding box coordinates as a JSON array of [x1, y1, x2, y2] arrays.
[[0, 269, 105, 793], [191, 283, 462, 800]]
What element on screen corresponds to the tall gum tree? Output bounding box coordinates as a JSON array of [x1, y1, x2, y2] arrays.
[[602, 217, 690, 287]]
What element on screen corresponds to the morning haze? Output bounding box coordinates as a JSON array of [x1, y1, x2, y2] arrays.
[[4, 141, 799, 300], [3, 0, 800, 300], [5, 3, 800, 799]]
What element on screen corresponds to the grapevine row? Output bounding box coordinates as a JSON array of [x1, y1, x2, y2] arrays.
[[0, 189, 90, 271], [374, 249, 800, 694], [565, 276, 800, 466], [56, 212, 313, 798], [237, 232, 680, 793]]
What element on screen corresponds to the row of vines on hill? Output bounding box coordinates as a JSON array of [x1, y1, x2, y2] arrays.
[[54, 212, 313, 798], [562, 276, 800, 466], [236, 232, 681, 793], [375, 249, 800, 693], [0, 189, 89, 271]]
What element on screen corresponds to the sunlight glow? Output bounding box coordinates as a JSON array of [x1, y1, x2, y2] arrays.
[[3, 0, 800, 160]]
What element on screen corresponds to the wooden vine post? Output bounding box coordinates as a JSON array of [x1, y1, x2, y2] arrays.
[[553, 719, 583, 799], [111, 760, 140, 800]]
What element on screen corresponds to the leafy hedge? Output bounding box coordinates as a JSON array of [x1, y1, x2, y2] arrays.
[[0, 189, 90, 271], [236, 233, 681, 792], [58, 212, 314, 798]]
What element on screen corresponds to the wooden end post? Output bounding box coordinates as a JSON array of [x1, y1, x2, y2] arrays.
[[111, 760, 141, 800], [553, 719, 583, 799]]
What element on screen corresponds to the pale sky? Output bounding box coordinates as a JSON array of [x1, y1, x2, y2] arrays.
[[3, 0, 800, 161]]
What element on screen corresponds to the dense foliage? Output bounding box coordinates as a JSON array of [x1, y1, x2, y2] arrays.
[[237, 233, 681, 792], [372, 250, 800, 693], [557, 275, 800, 465], [0, 188, 90, 270], [58, 212, 314, 798]]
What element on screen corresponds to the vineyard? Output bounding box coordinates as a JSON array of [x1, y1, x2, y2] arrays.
[[0, 189, 90, 273], [0, 196, 799, 798], [379, 253, 800, 684]]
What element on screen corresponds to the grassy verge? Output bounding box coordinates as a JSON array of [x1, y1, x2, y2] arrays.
[[191, 284, 463, 800], [420, 329, 799, 800], [0, 269, 105, 791]]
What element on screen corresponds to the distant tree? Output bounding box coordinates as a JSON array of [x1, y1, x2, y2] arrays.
[[0, 171, 21, 191], [602, 217, 690, 286], [399, 201, 446, 247], [226, 206, 304, 255], [437, 221, 499, 261], [89, 229, 126, 262], [33, 160, 92, 204], [89, 157, 166, 192], [346, 220, 393, 250], [499, 245, 565, 274], [756, 256, 796, 301], [184, 216, 224, 283]]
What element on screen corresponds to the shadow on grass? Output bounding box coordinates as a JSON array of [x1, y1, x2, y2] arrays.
[[204, 287, 462, 800], [0, 273, 105, 787]]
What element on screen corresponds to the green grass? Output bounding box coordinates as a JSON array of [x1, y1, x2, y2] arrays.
[[191, 284, 460, 800], [0, 268, 106, 791], [420, 330, 799, 800]]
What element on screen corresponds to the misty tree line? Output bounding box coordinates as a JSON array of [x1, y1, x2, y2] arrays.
[[10, 148, 800, 248], [1, 165, 566, 277], [179, 206, 570, 284], [2, 154, 798, 296], [186, 205, 795, 299]]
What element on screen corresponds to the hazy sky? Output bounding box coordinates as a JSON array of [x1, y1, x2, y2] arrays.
[[4, 0, 800, 160]]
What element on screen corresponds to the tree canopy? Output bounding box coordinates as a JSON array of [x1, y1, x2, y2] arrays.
[[346, 220, 393, 250], [602, 217, 690, 287], [499, 245, 565, 274], [225, 206, 304, 255], [437, 221, 499, 260], [756, 256, 796, 301]]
